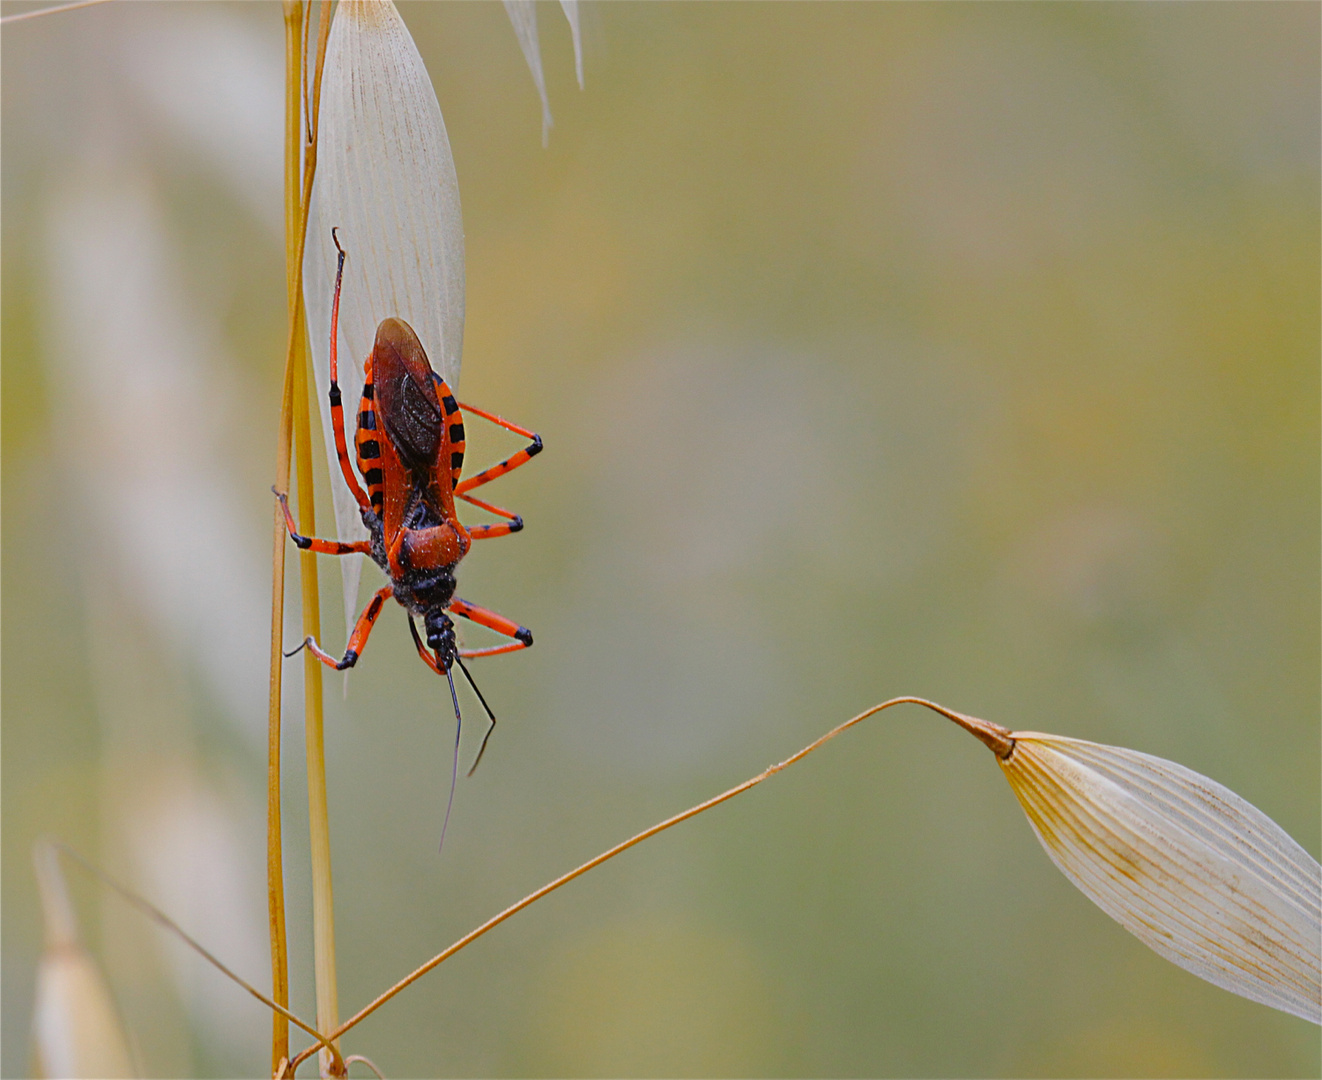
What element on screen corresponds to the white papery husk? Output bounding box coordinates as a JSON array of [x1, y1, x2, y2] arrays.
[[1002, 734, 1321, 1023], [32, 846, 135, 1079], [503, 0, 552, 144], [561, 0, 585, 89], [304, 0, 465, 639], [504, 0, 586, 143], [33, 949, 136, 1079]]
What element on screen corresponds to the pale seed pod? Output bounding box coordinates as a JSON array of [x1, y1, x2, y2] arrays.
[[504, 0, 587, 142], [561, 0, 585, 90], [503, 0, 552, 145], [31, 844, 135, 1079], [950, 711, 1321, 1024]]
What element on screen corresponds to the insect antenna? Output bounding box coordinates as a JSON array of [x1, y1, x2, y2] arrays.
[[438, 661, 462, 856], [455, 655, 498, 777], [412, 614, 462, 855]]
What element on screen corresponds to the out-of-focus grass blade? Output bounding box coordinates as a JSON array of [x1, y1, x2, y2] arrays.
[[998, 732, 1321, 1023], [304, 0, 465, 640], [504, 0, 553, 145], [560, 0, 584, 89], [32, 843, 135, 1079]]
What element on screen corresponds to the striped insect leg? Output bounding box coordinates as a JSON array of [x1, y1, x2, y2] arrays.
[[296, 584, 394, 670], [407, 616, 446, 676], [448, 597, 533, 658], [273, 489, 372, 555], [328, 229, 372, 512], [459, 491, 524, 540], [453, 402, 542, 497]]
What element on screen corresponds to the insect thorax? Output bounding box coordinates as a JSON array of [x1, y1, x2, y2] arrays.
[[360, 502, 460, 618]]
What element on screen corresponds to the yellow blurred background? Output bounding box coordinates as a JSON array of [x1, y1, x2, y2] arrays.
[[2, 2, 1317, 1076]]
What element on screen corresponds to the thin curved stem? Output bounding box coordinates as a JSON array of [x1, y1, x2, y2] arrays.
[[288, 697, 1010, 1070], [0, 0, 112, 26]]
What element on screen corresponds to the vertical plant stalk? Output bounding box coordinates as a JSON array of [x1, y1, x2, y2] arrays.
[[300, 10, 339, 1068], [293, 324, 342, 1076], [268, 391, 293, 1077], [300, 4, 340, 1072], [273, 2, 335, 1076], [268, 4, 302, 1070]]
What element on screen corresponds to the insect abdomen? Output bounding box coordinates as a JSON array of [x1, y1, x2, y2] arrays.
[[434, 375, 465, 488]]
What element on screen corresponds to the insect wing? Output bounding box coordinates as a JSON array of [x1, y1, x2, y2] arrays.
[[372, 317, 443, 471]]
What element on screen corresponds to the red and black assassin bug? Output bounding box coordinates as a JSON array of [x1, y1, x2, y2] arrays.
[[276, 229, 540, 782]]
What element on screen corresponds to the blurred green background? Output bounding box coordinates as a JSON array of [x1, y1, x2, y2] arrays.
[[3, 2, 1318, 1076]]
